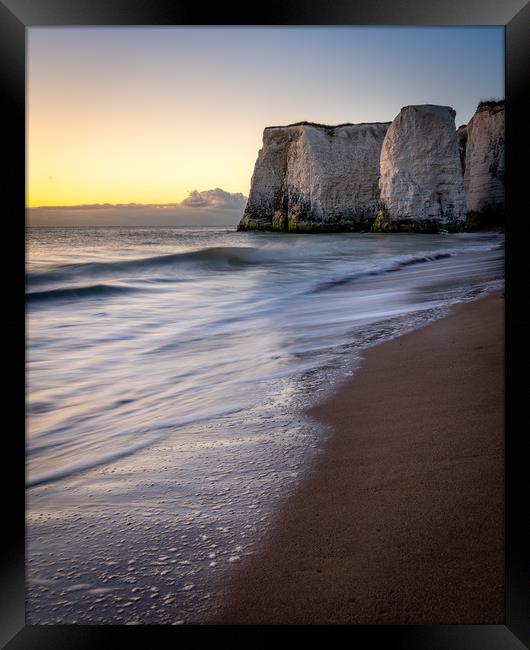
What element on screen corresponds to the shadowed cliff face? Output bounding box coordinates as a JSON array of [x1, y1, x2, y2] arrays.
[[238, 103, 505, 234], [238, 122, 390, 233], [462, 101, 505, 226]]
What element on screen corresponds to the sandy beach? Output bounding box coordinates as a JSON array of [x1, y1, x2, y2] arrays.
[[212, 292, 504, 624]]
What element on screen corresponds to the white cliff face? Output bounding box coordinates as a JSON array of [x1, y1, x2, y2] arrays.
[[377, 105, 466, 231], [239, 103, 505, 233], [238, 122, 389, 231], [463, 102, 505, 216]]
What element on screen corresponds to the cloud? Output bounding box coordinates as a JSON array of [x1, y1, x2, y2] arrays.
[[27, 189, 248, 226], [28, 190, 248, 213], [180, 188, 247, 209]]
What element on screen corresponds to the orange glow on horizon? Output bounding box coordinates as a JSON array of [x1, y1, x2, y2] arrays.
[[27, 107, 258, 207]]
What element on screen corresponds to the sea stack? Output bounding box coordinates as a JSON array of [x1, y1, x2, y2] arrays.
[[375, 105, 466, 232], [460, 101, 505, 226], [237, 122, 390, 232]]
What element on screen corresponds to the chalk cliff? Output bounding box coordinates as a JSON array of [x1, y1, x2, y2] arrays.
[[238, 102, 504, 233], [238, 122, 390, 232], [461, 101, 505, 225], [375, 105, 466, 232]]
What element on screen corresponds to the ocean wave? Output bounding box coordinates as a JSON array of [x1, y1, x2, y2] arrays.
[[26, 228, 504, 488], [310, 252, 455, 292], [27, 243, 501, 302], [397, 251, 452, 267], [28, 236, 504, 288], [26, 283, 138, 304], [27, 246, 268, 287]]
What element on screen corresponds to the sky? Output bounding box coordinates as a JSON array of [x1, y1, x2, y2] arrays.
[[27, 27, 504, 212]]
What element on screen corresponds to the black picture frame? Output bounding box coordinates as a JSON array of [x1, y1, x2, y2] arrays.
[[3, 0, 529, 646]]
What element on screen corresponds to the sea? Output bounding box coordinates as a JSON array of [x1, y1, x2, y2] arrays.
[[26, 225, 504, 623]]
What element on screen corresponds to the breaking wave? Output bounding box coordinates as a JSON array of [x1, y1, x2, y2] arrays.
[[27, 283, 138, 304], [27, 247, 265, 287]]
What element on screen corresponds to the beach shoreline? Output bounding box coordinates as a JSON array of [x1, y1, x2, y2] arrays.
[[210, 292, 504, 624]]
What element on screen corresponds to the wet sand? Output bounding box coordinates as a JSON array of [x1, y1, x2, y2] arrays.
[[211, 293, 504, 624]]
